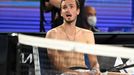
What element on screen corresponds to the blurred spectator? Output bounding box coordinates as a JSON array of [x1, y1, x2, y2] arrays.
[[83, 6, 99, 32]]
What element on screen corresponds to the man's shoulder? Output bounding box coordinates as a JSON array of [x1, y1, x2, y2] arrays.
[[47, 26, 61, 34], [77, 27, 95, 44], [78, 27, 93, 34], [47, 28, 56, 34]]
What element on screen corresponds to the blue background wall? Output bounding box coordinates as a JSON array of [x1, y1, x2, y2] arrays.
[[85, 0, 133, 32], [132, 0, 134, 27], [0, 0, 133, 32]]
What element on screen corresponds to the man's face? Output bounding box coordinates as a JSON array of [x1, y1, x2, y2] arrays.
[[61, 0, 80, 23]]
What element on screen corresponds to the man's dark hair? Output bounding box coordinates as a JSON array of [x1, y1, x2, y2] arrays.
[[60, 0, 80, 9]]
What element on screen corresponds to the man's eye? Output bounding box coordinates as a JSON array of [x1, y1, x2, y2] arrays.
[[70, 6, 73, 8], [63, 6, 67, 9]]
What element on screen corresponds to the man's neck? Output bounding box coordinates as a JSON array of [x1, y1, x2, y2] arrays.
[[63, 20, 76, 28], [63, 22, 76, 31], [61, 21, 77, 37]]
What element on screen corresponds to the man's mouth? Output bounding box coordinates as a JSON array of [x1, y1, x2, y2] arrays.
[[66, 14, 72, 17]]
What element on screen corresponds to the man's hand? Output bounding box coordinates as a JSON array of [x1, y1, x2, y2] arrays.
[[89, 69, 101, 75]]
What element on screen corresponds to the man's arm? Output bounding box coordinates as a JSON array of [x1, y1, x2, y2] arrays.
[[45, 0, 61, 12], [49, 0, 61, 8], [87, 31, 100, 74]]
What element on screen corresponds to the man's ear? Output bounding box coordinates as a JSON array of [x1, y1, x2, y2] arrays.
[[60, 10, 63, 17], [77, 8, 80, 15]]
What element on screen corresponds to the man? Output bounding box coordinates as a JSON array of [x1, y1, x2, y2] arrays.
[[83, 6, 99, 32], [46, 0, 100, 74]]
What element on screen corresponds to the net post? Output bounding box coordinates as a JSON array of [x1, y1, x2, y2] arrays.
[[33, 46, 41, 75]]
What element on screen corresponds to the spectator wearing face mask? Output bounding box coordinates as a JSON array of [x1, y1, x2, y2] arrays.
[[83, 6, 99, 32]]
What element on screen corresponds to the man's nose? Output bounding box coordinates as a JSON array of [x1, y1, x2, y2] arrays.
[[65, 7, 71, 12]]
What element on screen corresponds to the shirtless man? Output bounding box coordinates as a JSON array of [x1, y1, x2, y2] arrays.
[[46, 0, 100, 74]]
